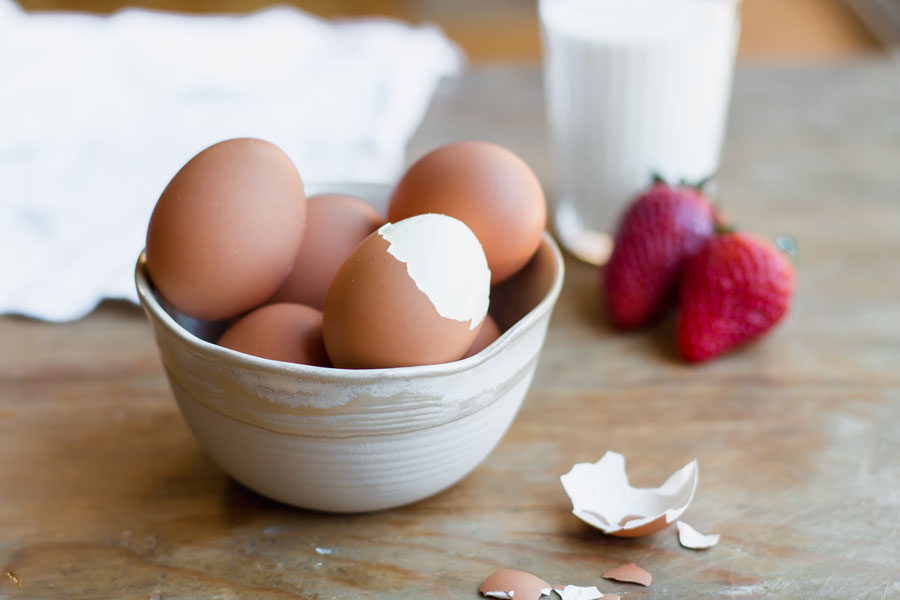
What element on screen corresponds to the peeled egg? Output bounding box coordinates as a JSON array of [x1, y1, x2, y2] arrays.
[[146, 138, 306, 321], [323, 214, 490, 369], [218, 303, 330, 367], [463, 314, 501, 359], [268, 193, 383, 310], [387, 141, 546, 284]]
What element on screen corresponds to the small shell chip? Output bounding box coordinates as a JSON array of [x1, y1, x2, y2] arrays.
[[677, 521, 720, 549], [601, 563, 652, 587], [541, 584, 605, 599]]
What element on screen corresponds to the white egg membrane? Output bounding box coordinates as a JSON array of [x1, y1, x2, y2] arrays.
[[560, 451, 698, 534], [379, 214, 490, 330]]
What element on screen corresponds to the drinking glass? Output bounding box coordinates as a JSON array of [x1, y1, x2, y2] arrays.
[[540, 0, 741, 264]]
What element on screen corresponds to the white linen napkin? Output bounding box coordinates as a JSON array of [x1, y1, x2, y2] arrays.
[[0, 0, 462, 321]]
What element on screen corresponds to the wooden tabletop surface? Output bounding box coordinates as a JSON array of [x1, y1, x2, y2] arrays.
[[2, 62, 899, 599]]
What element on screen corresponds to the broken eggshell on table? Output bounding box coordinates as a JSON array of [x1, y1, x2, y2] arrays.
[[479, 569, 613, 600], [676, 520, 720, 549], [480, 568, 551, 600], [560, 450, 698, 537], [542, 585, 605, 600], [601, 562, 653, 587]]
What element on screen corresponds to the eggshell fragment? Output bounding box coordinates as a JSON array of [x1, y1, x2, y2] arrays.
[[601, 563, 652, 587], [463, 314, 502, 358], [146, 138, 306, 321], [560, 451, 698, 537], [323, 214, 490, 369], [677, 521, 720, 550], [540, 587, 564, 596], [388, 141, 546, 284], [269, 193, 383, 310], [542, 585, 604, 599], [218, 303, 330, 367], [480, 569, 551, 600]]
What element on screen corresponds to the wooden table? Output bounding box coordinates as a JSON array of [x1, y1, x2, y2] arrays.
[[2, 62, 899, 599]]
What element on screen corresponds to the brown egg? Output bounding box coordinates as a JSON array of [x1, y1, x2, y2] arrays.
[[146, 138, 306, 321], [463, 314, 501, 359], [387, 141, 546, 284], [268, 193, 383, 310], [323, 214, 491, 369], [218, 303, 330, 366]]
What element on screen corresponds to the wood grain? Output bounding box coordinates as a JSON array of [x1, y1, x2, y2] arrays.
[[2, 63, 900, 599]]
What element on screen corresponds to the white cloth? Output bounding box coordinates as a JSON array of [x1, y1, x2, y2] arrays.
[[0, 0, 462, 321]]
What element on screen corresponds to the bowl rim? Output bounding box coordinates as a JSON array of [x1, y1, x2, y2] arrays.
[[135, 226, 564, 383]]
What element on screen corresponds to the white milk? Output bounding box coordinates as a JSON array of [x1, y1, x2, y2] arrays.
[[540, 0, 740, 264]]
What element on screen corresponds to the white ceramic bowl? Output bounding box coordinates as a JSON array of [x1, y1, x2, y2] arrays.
[[135, 183, 564, 512]]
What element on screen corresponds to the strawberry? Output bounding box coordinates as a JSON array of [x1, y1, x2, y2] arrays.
[[603, 180, 716, 328], [677, 232, 795, 362]]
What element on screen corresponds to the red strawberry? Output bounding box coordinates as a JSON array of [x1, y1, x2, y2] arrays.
[[677, 232, 795, 362], [603, 181, 716, 328]]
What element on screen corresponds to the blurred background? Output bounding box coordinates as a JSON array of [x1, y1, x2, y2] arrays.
[[14, 0, 898, 60], [3, 0, 897, 322]]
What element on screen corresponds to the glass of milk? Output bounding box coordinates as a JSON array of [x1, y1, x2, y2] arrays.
[[540, 0, 741, 264]]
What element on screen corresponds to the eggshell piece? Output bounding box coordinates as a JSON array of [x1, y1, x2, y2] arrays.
[[387, 141, 546, 284], [269, 193, 383, 310], [146, 138, 306, 321], [560, 451, 698, 537], [323, 214, 490, 369], [463, 314, 501, 358], [676, 521, 720, 550], [601, 563, 652, 587], [544, 585, 604, 600], [480, 569, 551, 600], [218, 303, 330, 367], [541, 586, 566, 596], [611, 514, 670, 538]]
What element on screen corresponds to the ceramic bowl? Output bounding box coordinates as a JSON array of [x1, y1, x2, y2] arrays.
[[135, 183, 564, 512]]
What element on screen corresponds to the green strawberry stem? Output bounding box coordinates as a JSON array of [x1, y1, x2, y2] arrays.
[[648, 171, 716, 193], [693, 173, 716, 192]]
